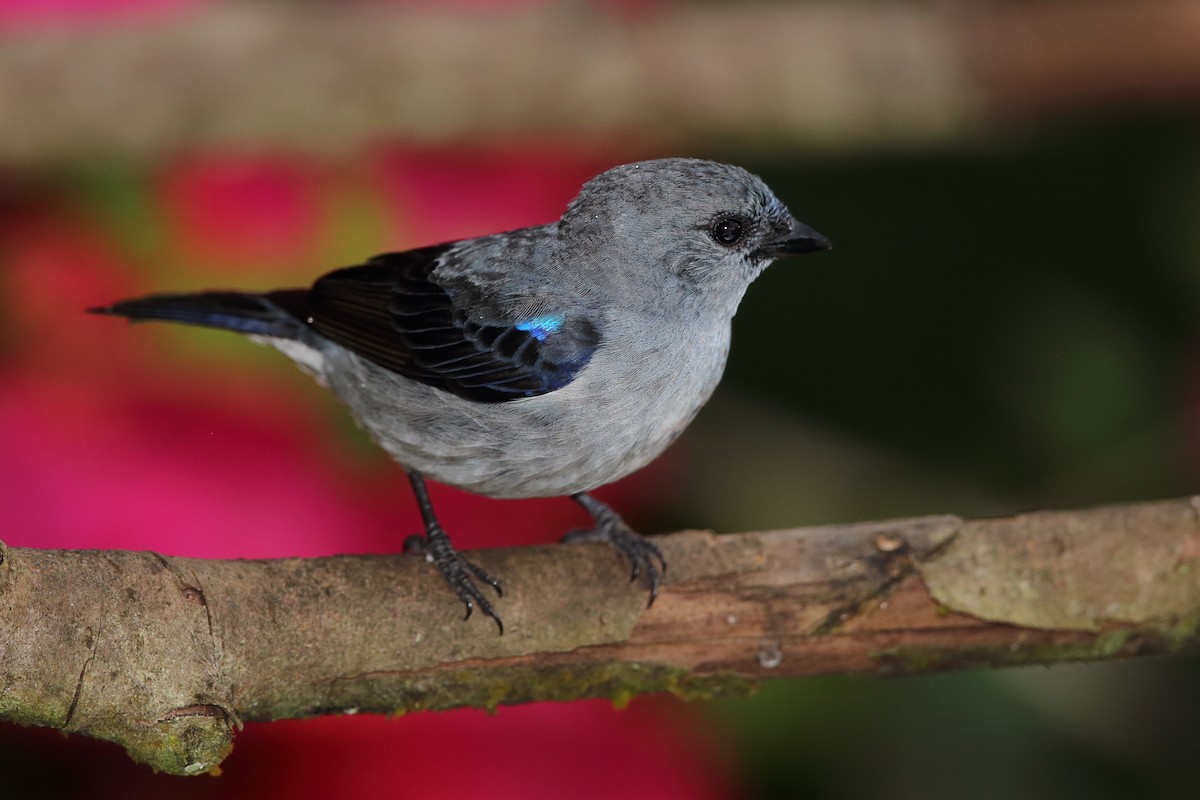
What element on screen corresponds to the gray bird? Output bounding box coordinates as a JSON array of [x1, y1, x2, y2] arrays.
[[90, 158, 830, 632]]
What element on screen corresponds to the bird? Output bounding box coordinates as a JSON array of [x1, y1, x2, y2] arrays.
[[90, 157, 830, 633]]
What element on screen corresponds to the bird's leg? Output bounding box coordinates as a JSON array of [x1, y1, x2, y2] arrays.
[[402, 470, 504, 633], [563, 493, 666, 606]]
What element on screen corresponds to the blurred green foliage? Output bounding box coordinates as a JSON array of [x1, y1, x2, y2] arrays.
[[740, 120, 1197, 504]]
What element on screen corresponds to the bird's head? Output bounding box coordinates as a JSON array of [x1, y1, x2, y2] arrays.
[[561, 158, 829, 308]]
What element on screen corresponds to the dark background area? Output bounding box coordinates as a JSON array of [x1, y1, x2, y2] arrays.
[[682, 118, 1200, 800]]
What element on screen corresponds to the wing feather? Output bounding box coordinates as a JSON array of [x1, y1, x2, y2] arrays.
[[304, 245, 598, 402]]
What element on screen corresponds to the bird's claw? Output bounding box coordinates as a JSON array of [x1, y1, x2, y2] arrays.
[[405, 528, 504, 633], [562, 520, 666, 607]]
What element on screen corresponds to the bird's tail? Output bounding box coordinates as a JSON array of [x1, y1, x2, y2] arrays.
[[89, 290, 309, 339]]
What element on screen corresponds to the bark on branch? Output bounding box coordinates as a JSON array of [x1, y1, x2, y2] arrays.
[[3, 497, 1200, 775]]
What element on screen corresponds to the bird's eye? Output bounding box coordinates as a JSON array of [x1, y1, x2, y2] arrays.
[[710, 216, 746, 246]]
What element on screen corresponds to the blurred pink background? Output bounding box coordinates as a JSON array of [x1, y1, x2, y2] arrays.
[[0, 1, 733, 796]]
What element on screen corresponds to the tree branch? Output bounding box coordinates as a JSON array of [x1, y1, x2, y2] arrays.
[[3, 497, 1200, 775], [6, 1, 1200, 165]]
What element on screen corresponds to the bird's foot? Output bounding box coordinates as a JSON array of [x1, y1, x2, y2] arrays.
[[404, 527, 504, 634], [564, 495, 666, 606]]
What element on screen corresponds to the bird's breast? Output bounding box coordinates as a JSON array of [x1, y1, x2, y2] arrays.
[[321, 314, 732, 499]]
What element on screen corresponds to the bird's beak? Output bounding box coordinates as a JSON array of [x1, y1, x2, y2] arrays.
[[757, 219, 831, 258]]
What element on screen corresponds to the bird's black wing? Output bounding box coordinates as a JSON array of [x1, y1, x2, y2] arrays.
[[291, 245, 600, 403]]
